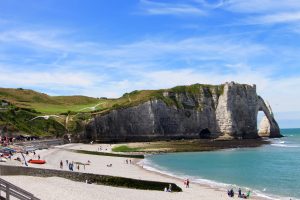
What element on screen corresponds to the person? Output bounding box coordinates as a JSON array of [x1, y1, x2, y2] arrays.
[[37, 154, 40, 160], [126, 159, 128, 164], [184, 179, 187, 187], [227, 188, 234, 197], [129, 159, 132, 164], [77, 164, 80, 171], [246, 190, 250, 198], [238, 188, 242, 197], [164, 187, 168, 192], [60, 160, 63, 169], [186, 179, 190, 188], [168, 184, 172, 192]]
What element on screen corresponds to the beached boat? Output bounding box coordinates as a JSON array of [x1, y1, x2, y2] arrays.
[[28, 159, 46, 164]]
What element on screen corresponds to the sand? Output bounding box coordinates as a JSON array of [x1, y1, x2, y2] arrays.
[[1, 143, 268, 200]]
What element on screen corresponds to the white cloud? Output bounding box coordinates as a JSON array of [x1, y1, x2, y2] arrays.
[[139, 0, 205, 16], [223, 0, 300, 14], [0, 66, 103, 88], [251, 12, 300, 24]]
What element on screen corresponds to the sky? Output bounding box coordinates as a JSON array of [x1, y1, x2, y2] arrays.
[[0, 0, 299, 128]]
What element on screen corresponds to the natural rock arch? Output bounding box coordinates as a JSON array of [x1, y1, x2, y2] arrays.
[[257, 96, 281, 137]]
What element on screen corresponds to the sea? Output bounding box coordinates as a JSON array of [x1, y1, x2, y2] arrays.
[[142, 129, 300, 200]]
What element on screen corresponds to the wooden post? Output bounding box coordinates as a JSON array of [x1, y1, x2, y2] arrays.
[[6, 184, 10, 200]]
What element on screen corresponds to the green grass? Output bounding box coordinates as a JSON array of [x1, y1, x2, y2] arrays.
[[112, 145, 142, 152], [0, 108, 66, 136], [74, 149, 145, 159], [0, 83, 224, 115]]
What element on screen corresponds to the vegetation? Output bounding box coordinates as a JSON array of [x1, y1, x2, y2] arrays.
[[0, 108, 66, 136], [112, 139, 270, 153], [74, 149, 145, 159], [112, 145, 141, 152], [0, 83, 225, 136]]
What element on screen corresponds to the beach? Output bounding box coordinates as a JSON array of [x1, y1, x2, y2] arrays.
[[1, 143, 267, 200]]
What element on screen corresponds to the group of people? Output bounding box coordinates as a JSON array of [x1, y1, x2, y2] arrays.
[[227, 188, 251, 199], [60, 159, 89, 171], [164, 184, 173, 192], [125, 159, 132, 164]]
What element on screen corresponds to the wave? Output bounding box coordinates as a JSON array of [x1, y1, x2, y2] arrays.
[[270, 143, 300, 148], [139, 158, 295, 200]]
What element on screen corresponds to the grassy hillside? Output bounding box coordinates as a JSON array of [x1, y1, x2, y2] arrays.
[[0, 84, 223, 115], [0, 84, 224, 136], [0, 88, 100, 114]]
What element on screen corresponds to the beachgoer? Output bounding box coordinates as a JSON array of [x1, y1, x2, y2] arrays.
[[38, 155, 40, 160], [126, 159, 128, 164], [227, 189, 234, 197], [246, 190, 250, 198], [164, 187, 168, 192], [60, 160, 63, 169], [186, 179, 190, 188], [184, 179, 186, 187], [238, 188, 242, 197], [77, 164, 80, 171], [66, 160, 68, 165], [231, 188, 234, 197], [129, 159, 132, 164], [168, 184, 172, 192]]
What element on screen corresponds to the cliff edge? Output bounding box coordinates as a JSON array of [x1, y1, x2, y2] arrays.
[[84, 82, 281, 142]]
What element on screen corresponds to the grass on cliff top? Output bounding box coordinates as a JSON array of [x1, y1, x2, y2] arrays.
[[0, 83, 224, 115]]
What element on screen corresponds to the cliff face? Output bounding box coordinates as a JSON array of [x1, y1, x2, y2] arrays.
[[85, 82, 281, 142]]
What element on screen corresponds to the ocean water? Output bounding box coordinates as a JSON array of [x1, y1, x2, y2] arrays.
[[143, 129, 300, 199]]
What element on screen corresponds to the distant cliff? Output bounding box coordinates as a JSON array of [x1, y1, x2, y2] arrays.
[[84, 82, 281, 142]]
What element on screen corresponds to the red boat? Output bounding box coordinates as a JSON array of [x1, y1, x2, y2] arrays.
[[28, 159, 46, 164]]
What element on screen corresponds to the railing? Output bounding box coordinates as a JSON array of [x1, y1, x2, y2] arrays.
[[0, 178, 40, 200]]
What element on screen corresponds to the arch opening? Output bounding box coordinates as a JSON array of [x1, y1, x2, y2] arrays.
[[199, 128, 211, 139], [257, 110, 271, 137]]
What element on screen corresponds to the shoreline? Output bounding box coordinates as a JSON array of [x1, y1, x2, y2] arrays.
[[136, 156, 274, 200], [0, 142, 289, 200]]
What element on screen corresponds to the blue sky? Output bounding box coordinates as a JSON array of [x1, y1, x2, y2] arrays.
[[0, 0, 300, 128]]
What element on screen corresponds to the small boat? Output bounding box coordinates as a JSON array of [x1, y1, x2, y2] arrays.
[[0, 158, 7, 162], [28, 159, 46, 164]]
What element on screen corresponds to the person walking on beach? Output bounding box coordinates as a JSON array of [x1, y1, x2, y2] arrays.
[[38, 154, 40, 160], [66, 160, 68, 165], [60, 160, 63, 169], [186, 179, 190, 188]]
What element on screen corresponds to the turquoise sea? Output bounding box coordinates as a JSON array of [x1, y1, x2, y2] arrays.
[[143, 129, 300, 199]]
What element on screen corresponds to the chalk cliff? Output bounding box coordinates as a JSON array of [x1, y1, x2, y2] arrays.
[[84, 82, 281, 142]]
